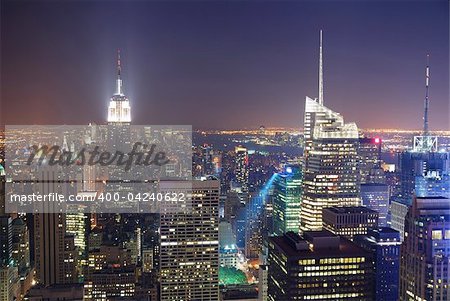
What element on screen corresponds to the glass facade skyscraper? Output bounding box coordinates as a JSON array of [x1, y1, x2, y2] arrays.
[[272, 165, 302, 235], [301, 97, 360, 231]]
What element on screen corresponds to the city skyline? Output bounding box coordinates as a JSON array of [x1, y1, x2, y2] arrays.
[[2, 1, 450, 301], [1, 0, 449, 130]]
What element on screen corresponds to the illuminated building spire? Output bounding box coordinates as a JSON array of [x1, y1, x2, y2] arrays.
[[423, 54, 430, 137], [318, 30, 324, 105], [108, 49, 131, 124], [116, 49, 123, 96]]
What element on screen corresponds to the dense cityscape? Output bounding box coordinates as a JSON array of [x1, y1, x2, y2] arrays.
[[1, 1, 449, 301]]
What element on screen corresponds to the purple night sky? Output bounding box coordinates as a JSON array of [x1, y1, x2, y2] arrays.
[[1, 0, 448, 130]]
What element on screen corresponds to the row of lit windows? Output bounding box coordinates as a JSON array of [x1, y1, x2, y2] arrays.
[[298, 270, 365, 277], [301, 264, 362, 271], [302, 293, 362, 299], [299, 259, 316, 265], [319, 257, 365, 264], [431, 230, 450, 240]]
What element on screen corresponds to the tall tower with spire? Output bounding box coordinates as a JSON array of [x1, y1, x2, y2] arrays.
[[300, 30, 361, 232], [107, 49, 131, 124]]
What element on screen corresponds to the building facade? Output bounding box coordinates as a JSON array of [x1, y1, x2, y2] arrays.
[[390, 199, 411, 241], [11, 218, 30, 276], [267, 231, 374, 300], [399, 151, 449, 201], [234, 146, 250, 194], [322, 206, 378, 240], [400, 196, 450, 301], [361, 183, 389, 227], [358, 137, 383, 184], [219, 221, 238, 268], [160, 179, 220, 301], [355, 228, 401, 301], [272, 165, 302, 235]]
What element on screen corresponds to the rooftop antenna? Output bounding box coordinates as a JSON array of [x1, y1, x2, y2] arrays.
[[318, 30, 324, 105], [116, 49, 123, 95], [423, 54, 430, 137], [413, 54, 437, 153]]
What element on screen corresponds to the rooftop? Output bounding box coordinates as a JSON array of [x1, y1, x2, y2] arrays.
[[415, 196, 450, 210], [323, 206, 378, 215], [270, 231, 369, 258]]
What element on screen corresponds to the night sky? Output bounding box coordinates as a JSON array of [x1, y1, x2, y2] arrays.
[[1, 0, 448, 130]]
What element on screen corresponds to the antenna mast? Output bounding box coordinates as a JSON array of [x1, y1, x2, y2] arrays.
[[423, 54, 430, 137], [318, 30, 324, 105]]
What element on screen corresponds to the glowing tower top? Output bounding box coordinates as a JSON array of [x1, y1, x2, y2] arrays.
[[108, 49, 131, 124]]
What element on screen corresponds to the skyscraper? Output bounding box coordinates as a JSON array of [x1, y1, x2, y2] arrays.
[[11, 218, 30, 276], [355, 228, 401, 301], [219, 221, 238, 268], [107, 50, 131, 124], [105, 50, 134, 215], [34, 213, 77, 286], [258, 264, 268, 301], [245, 195, 264, 259], [300, 31, 360, 232], [34, 169, 77, 286], [0, 265, 18, 301], [160, 178, 220, 301], [0, 215, 18, 301], [0, 216, 12, 267], [272, 165, 302, 235], [361, 183, 389, 227], [65, 209, 87, 258], [234, 146, 249, 194], [358, 137, 385, 184], [400, 196, 450, 300], [267, 231, 374, 300]]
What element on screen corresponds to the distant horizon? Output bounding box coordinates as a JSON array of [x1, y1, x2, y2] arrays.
[[3, 126, 449, 133], [195, 127, 450, 132]]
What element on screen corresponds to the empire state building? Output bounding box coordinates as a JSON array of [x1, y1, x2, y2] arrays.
[[107, 50, 131, 124]]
